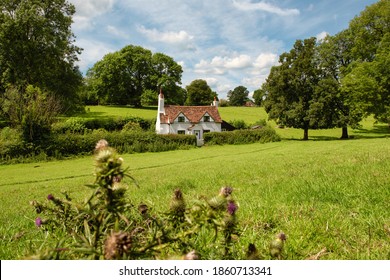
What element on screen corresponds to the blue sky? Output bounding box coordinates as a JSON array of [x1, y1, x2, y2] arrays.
[[68, 0, 378, 99]]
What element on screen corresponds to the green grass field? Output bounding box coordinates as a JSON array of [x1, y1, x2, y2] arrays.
[[82, 105, 388, 140], [0, 106, 389, 259], [1, 138, 389, 259]]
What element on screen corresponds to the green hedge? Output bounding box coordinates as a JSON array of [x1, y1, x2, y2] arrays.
[[204, 125, 281, 145], [52, 116, 154, 133], [0, 129, 197, 163], [0, 125, 279, 164], [48, 131, 197, 157]]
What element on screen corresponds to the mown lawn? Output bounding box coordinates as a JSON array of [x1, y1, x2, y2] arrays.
[[1, 137, 389, 259]]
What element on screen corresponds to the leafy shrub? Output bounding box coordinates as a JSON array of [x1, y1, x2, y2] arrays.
[[231, 119, 248, 130], [204, 125, 281, 145], [53, 116, 153, 133], [55, 117, 87, 133], [122, 121, 142, 132], [48, 131, 197, 157], [0, 127, 25, 159]]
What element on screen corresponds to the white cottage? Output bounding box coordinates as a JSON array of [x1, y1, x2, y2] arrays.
[[155, 91, 222, 145]]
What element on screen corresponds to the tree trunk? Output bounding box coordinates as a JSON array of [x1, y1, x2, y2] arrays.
[[340, 127, 349, 139], [303, 128, 309, 140]]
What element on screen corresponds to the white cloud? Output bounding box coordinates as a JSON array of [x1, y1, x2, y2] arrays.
[[76, 39, 115, 72], [69, 0, 115, 30], [253, 53, 278, 69], [195, 54, 252, 75], [316, 31, 329, 42], [233, 0, 300, 16], [106, 25, 129, 39], [137, 25, 195, 50]]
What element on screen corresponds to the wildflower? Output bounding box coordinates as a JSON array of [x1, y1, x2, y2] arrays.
[[227, 201, 238, 215], [47, 194, 54, 201], [35, 217, 43, 227]]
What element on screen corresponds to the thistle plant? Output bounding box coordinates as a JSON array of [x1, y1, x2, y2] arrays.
[[269, 232, 287, 259], [28, 139, 285, 260]]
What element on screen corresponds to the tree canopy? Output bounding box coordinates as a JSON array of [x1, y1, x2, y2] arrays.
[[263, 37, 319, 140], [185, 79, 216, 106], [0, 0, 83, 113], [341, 0, 390, 124], [263, 0, 390, 139], [227, 86, 249, 106], [86, 45, 183, 107]]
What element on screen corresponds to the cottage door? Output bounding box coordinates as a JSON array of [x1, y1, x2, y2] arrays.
[[194, 130, 201, 139]]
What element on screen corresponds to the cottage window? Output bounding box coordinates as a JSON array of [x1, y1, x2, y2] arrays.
[[178, 116, 185, 122], [203, 116, 210, 122], [178, 130, 185, 135]]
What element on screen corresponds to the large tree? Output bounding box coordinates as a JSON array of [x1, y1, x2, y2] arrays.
[[185, 79, 216, 106], [86, 46, 183, 106], [311, 30, 363, 139], [0, 0, 83, 113], [341, 0, 390, 124], [151, 53, 185, 105], [263, 38, 319, 140], [253, 88, 266, 106], [348, 0, 390, 62], [342, 33, 390, 125], [227, 86, 249, 106]]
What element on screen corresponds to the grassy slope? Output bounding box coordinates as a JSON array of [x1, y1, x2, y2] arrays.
[[83, 105, 389, 140], [1, 138, 389, 259]]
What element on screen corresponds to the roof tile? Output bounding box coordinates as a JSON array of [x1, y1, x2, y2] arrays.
[[160, 105, 222, 124]]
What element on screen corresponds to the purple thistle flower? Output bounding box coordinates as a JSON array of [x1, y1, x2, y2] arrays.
[[227, 201, 238, 215], [35, 217, 43, 227], [47, 194, 54, 201]]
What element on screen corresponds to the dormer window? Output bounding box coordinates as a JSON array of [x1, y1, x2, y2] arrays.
[[178, 116, 185, 123], [203, 116, 210, 122]]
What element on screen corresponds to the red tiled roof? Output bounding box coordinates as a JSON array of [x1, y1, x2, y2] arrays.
[[160, 105, 222, 124]]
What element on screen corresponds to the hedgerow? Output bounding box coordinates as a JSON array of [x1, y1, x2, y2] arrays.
[[204, 125, 281, 145]]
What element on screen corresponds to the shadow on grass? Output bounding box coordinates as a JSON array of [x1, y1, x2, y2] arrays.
[[353, 123, 390, 135], [281, 124, 389, 142], [98, 105, 157, 111]]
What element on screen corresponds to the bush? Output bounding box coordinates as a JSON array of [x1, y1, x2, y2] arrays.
[[0, 127, 25, 159], [204, 125, 281, 145], [231, 119, 248, 130], [52, 116, 153, 133], [47, 131, 197, 158]]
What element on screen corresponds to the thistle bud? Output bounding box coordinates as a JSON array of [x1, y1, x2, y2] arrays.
[[269, 232, 287, 259], [30, 200, 42, 214], [169, 189, 186, 215], [104, 231, 132, 260], [95, 139, 109, 151], [219, 186, 233, 197], [207, 195, 226, 210], [223, 213, 237, 229], [182, 250, 199, 260], [246, 243, 259, 260]]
